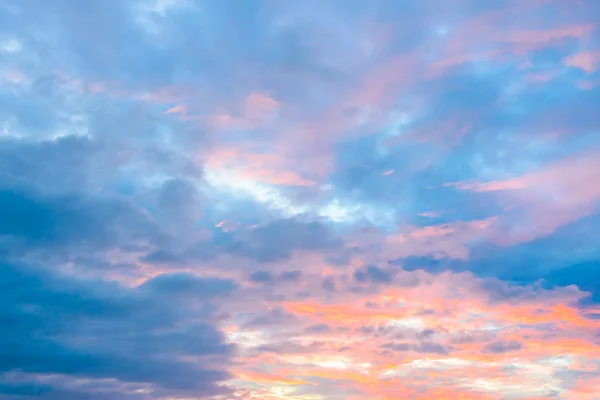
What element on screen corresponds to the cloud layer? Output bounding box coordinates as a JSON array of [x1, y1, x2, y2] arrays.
[[1, 0, 600, 398]]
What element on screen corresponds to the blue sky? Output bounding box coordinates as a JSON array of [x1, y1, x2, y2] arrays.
[[1, 0, 600, 398]]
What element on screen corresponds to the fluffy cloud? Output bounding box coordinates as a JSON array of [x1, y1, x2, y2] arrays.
[[0, 259, 236, 398]]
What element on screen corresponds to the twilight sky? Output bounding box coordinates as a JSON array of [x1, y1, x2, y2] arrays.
[[1, 0, 600, 399]]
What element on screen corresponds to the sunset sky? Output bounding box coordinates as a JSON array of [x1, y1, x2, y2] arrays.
[[1, 0, 600, 399]]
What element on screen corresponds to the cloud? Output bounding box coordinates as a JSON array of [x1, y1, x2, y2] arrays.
[[354, 265, 392, 284], [0, 259, 234, 398], [226, 218, 342, 262], [564, 50, 600, 73], [138, 272, 237, 298], [2, 0, 600, 398], [225, 266, 598, 398], [381, 341, 452, 355], [248, 270, 304, 285], [0, 136, 98, 192], [450, 148, 600, 244], [0, 186, 162, 259], [321, 276, 337, 293], [280, 270, 303, 282], [248, 270, 274, 284], [495, 24, 595, 53], [482, 340, 523, 354], [156, 178, 204, 232]]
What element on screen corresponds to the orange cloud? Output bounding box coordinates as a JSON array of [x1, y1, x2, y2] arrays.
[[222, 263, 598, 399]]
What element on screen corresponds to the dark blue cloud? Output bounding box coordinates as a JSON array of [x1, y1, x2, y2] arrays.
[[380, 341, 452, 355], [280, 270, 303, 282], [248, 270, 274, 284], [321, 276, 337, 293], [241, 307, 296, 329], [0, 136, 98, 191], [248, 270, 303, 284], [354, 265, 392, 284], [0, 259, 235, 397], [0, 185, 162, 259], [140, 217, 343, 268], [482, 340, 523, 354], [139, 272, 237, 298], [225, 218, 342, 262], [304, 323, 331, 334]]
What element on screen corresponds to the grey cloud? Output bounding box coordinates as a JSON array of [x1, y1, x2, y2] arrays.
[[248, 269, 303, 284], [354, 265, 392, 284], [0, 259, 235, 397], [241, 307, 297, 329], [380, 341, 452, 355], [321, 276, 336, 292], [248, 270, 274, 284], [0, 186, 163, 259], [138, 272, 238, 299], [279, 270, 303, 282], [304, 323, 331, 334], [482, 340, 523, 354], [227, 218, 342, 263]]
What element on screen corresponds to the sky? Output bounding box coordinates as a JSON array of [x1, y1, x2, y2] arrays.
[[1, 0, 600, 399]]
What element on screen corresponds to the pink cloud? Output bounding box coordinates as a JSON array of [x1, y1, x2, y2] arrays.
[[208, 92, 280, 130], [2, 67, 27, 84], [564, 50, 600, 73], [451, 148, 600, 244], [206, 145, 316, 187], [431, 2, 595, 72], [446, 179, 529, 192], [525, 71, 555, 83], [496, 24, 595, 53], [164, 103, 187, 114], [381, 218, 498, 260], [576, 79, 600, 89], [244, 93, 279, 118]]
